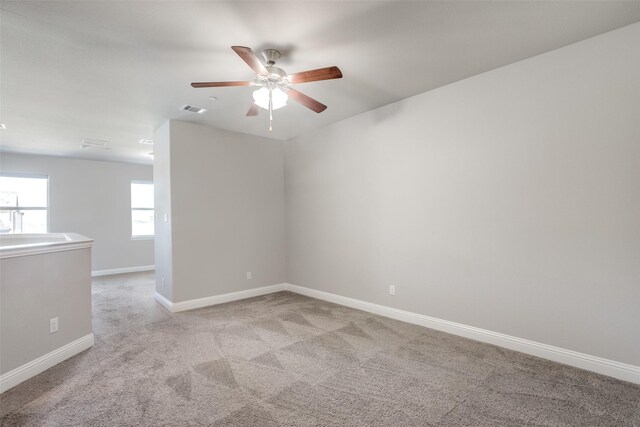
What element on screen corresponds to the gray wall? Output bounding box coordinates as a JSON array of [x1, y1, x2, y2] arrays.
[[1, 247, 92, 374], [154, 120, 286, 302], [0, 153, 154, 271], [285, 23, 640, 366]]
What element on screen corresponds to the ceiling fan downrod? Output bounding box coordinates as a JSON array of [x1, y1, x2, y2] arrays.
[[269, 86, 273, 132]]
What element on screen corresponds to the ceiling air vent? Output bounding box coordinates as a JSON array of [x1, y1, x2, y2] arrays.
[[181, 104, 207, 114], [81, 138, 110, 150]]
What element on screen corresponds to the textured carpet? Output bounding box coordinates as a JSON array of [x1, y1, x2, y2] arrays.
[[1, 272, 639, 426]]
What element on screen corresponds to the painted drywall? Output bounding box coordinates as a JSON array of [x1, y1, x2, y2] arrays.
[[0, 153, 154, 271], [154, 120, 286, 302], [285, 23, 640, 366], [1, 247, 92, 375]]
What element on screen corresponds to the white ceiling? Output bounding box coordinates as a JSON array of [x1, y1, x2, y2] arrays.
[[2, 1, 640, 164]]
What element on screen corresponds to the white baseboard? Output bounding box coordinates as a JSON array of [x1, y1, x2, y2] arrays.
[[92, 265, 155, 277], [0, 333, 95, 394], [149, 281, 639, 384], [154, 283, 287, 313], [285, 284, 640, 385], [154, 291, 174, 311]]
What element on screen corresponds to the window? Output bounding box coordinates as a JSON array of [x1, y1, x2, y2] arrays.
[[0, 174, 49, 234], [131, 181, 154, 238]]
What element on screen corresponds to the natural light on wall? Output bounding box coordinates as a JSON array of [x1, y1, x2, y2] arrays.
[[0, 174, 49, 234], [131, 181, 154, 238]]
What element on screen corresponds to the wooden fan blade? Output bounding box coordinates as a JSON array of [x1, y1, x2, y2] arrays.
[[191, 81, 252, 88], [288, 66, 342, 84], [231, 46, 269, 76], [246, 103, 260, 116], [287, 89, 327, 113]]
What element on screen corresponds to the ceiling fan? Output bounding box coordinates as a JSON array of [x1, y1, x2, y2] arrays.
[[191, 46, 343, 131]]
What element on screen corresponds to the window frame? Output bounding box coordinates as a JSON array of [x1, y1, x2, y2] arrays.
[[130, 180, 154, 240], [0, 172, 50, 234]]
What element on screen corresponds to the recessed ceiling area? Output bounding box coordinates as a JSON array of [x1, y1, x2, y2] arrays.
[[1, 1, 640, 164]]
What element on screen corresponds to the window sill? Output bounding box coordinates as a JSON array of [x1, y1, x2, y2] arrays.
[[131, 235, 154, 241]]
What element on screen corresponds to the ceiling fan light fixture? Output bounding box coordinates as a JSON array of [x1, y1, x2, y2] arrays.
[[253, 87, 287, 110]]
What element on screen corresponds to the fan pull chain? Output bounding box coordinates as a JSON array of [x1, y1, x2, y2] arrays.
[[268, 87, 273, 132]]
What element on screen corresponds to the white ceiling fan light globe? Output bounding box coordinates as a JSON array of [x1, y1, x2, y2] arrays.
[[253, 87, 288, 110]]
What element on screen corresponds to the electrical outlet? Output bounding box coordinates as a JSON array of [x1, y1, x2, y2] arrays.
[[50, 317, 59, 334], [389, 285, 396, 296], [246, 272, 252, 280]]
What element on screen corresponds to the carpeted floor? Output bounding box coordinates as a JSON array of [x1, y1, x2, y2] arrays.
[[1, 272, 639, 426]]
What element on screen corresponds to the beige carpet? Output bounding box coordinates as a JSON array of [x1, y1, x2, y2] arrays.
[[1, 272, 639, 426]]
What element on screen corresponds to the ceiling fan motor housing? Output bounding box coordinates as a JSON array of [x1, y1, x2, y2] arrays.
[[265, 66, 289, 83]]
